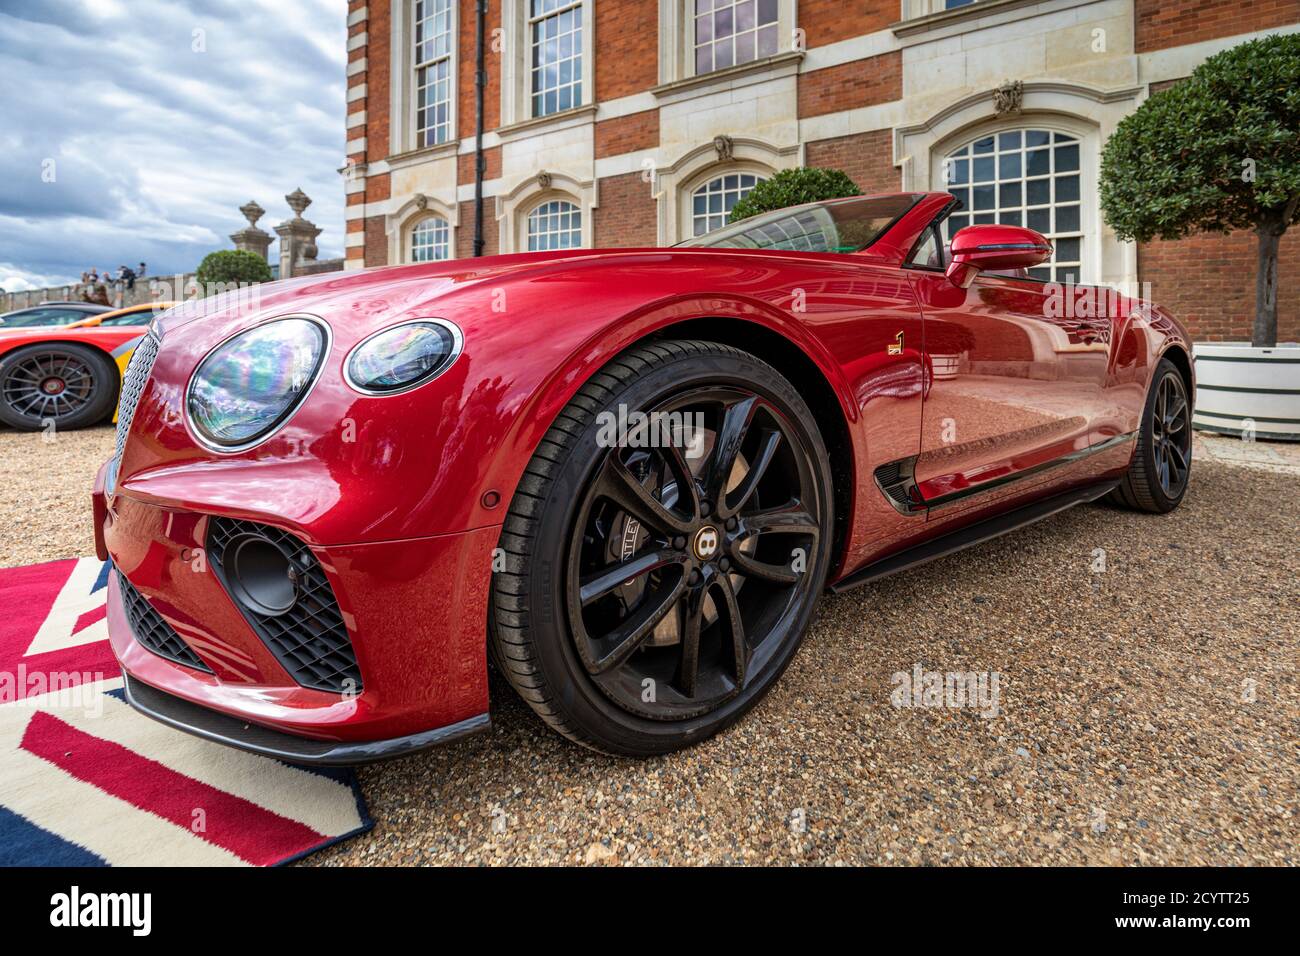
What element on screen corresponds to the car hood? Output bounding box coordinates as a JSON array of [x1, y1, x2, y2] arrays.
[[154, 251, 621, 343]]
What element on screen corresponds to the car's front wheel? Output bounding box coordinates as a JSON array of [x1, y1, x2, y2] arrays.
[[491, 340, 834, 756]]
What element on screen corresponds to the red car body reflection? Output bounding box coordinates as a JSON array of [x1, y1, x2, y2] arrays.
[[96, 192, 1193, 762]]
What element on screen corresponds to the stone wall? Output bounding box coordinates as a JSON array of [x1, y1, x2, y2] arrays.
[[0, 275, 193, 314]]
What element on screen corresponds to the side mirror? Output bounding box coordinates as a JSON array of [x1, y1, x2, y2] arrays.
[[945, 225, 1052, 288]]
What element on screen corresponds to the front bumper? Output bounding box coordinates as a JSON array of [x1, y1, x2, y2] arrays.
[[96, 460, 497, 760], [121, 671, 489, 765]]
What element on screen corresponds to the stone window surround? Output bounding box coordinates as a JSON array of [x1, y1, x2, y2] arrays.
[[656, 136, 802, 244], [894, 80, 1143, 291], [496, 169, 599, 253], [500, 0, 597, 129], [386, 193, 461, 264], [390, 0, 461, 157], [894, 0, 1102, 40], [658, 0, 799, 88]]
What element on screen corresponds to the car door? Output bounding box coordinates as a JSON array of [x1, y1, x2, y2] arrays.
[[903, 222, 1108, 512]]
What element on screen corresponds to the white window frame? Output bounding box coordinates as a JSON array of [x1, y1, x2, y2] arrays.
[[935, 120, 1096, 284], [525, 198, 584, 250], [410, 215, 453, 262], [659, 0, 797, 86], [688, 170, 767, 237], [901, 0, 979, 17], [528, 0, 585, 118], [390, 0, 459, 156], [501, 0, 595, 128], [414, 0, 455, 148], [690, 0, 783, 77]]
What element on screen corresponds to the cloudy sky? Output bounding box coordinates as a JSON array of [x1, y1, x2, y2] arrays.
[[0, 0, 346, 291]]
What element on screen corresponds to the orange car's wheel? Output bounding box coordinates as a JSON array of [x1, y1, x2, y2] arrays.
[[0, 343, 119, 431]]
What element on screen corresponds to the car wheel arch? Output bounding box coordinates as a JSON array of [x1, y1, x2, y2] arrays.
[[1158, 343, 1194, 406], [643, 316, 857, 577], [477, 307, 860, 585]]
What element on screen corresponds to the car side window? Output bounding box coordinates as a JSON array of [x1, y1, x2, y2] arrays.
[[1, 308, 62, 327], [102, 312, 148, 326], [905, 225, 944, 271]]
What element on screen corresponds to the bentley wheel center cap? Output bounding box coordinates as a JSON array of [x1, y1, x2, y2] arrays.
[[693, 526, 720, 561]]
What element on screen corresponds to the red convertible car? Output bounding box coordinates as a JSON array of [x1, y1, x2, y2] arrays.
[[96, 193, 1193, 762]]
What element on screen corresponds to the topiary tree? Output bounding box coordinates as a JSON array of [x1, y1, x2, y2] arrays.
[[195, 249, 273, 289], [728, 167, 861, 224], [1100, 33, 1300, 347]]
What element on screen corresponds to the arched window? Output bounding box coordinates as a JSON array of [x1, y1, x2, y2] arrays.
[[526, 199, 582, 250], [411, 216, 451, 262], [943, 129, 1083, 283], [691, 172, 764, 237]]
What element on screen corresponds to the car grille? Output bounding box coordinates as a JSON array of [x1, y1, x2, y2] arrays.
[[117, 571, 212, 673], [109, 331, 160, 492], [207, 517, 363, 694]]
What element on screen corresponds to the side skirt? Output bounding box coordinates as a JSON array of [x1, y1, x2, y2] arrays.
[[829, 478, 1120, 594]]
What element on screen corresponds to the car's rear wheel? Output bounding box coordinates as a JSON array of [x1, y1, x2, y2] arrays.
[[490, 340, 834, 756], [0, 343, 119, 431], [1106, 357, 1192, 513]]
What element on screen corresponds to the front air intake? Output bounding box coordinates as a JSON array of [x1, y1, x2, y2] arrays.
[[207, 517, 362, 694], [118, 571, 212, 673]]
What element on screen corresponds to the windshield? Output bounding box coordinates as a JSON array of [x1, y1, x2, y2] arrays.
[[677, 194, 920, 253]]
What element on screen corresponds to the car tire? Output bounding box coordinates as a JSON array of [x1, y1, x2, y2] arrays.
[[490, 340, 834, 756], [1106, 357, 1192, 514], [0, 343, 119, 431]]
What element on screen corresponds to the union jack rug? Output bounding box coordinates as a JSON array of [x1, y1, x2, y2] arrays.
[[0, 557, 372, 866]]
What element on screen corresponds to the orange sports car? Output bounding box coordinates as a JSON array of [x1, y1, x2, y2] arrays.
[[0, 301, 175, 430]]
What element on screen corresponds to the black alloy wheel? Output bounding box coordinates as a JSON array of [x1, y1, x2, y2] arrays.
[[566, 385, 822, 721], [1106, 357, 1192, 514], [1151, 369, 1191, 499], [491, 340, 834, 756]]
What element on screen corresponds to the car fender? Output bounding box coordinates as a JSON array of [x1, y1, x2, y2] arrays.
[[455, 288, 858, 543]]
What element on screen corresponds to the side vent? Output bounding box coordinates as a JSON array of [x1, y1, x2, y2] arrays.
[[874, 457, 925, 516]]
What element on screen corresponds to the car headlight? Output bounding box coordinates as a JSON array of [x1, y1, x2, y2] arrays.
[[345, 319, 462, 394], [186, 317, 328, 449]]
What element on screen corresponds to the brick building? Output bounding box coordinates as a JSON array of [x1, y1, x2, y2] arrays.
[[343, 0, 1300, 341]]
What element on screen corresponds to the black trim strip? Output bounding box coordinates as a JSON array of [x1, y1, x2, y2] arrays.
[[122, 672, 490, 766], [833, 479, 1120, 594], [974, 242, 1051, 252], [1194, 355, 1300, 364], [921, 432, 1136, 510], [1193, 422, 1299, 441], [1197, 383, 1298, 394], [1193, 409, 1300, 425]]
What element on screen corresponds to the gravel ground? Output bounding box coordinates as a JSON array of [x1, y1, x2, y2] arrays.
[[3, 425, 1296, 864], [310, 451, 1298, 866], [0, 424, 114, 569]]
